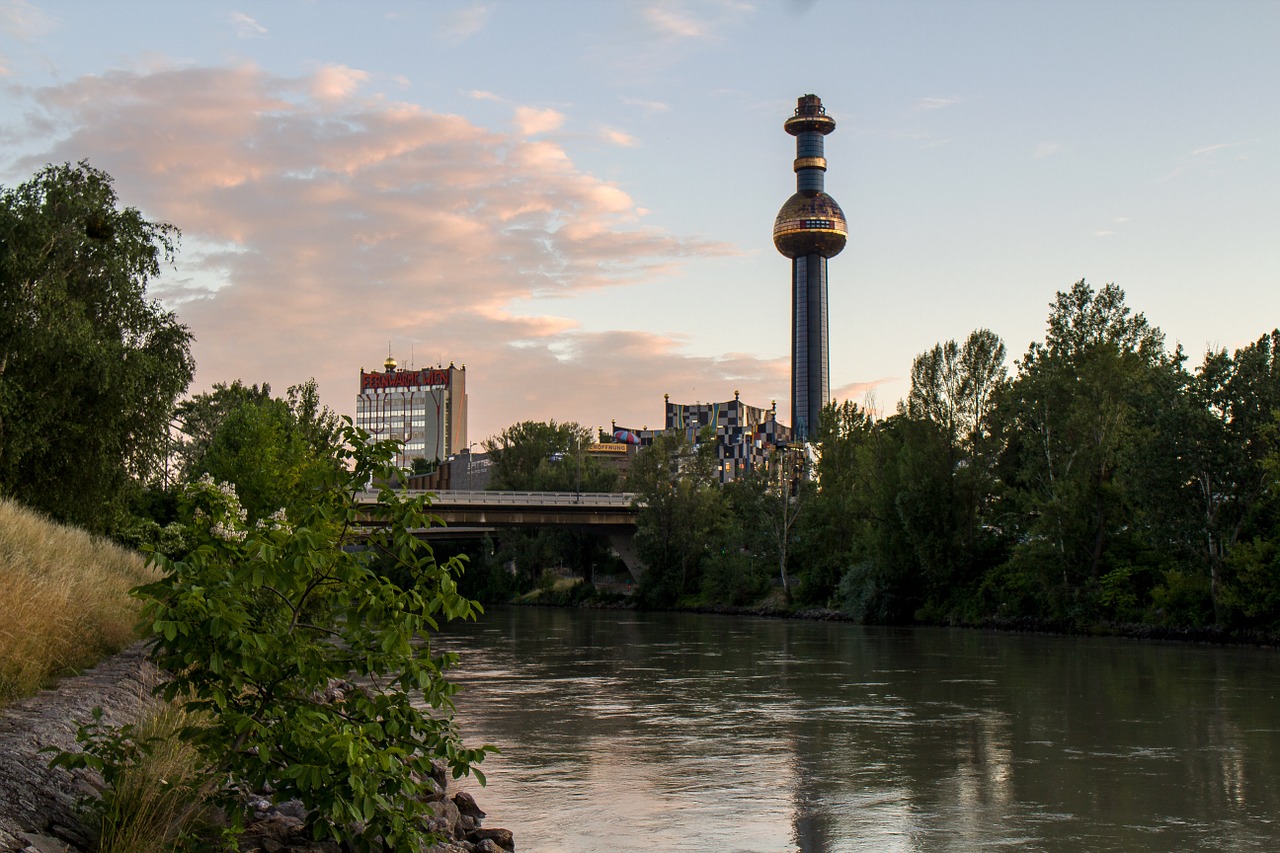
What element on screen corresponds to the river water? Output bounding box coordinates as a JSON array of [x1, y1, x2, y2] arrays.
[[438, 606, 1279, 852]]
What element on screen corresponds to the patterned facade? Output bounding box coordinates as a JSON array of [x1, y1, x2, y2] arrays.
[[613, 393, 792, 483]]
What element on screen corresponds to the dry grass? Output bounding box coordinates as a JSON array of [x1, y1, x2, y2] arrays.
[[92, 702, 219, 853], [0, 498, 159, 705]]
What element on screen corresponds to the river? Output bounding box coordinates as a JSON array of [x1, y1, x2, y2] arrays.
[[438, 606, 1279, 852]]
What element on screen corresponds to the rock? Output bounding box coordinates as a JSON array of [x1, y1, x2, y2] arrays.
[[453, 791, 486, 820], [0, 643, 163, 852], [18, 833, 67, 853], [475, 840, 507, 853], [469, 827, 514, 851], [423, 843, 471, 853], [427, 794, 463, 835]]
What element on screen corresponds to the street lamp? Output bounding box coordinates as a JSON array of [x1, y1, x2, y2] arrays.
[[466, 442, 478, 492], [574, 432, 583, 503]]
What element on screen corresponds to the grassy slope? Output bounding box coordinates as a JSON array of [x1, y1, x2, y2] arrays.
[[0, 498, 158, 705]]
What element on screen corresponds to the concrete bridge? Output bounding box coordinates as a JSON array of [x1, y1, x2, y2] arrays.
[[356, 490, 646, 577]]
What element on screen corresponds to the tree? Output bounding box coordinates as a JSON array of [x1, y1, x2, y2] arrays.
[[701, 473, 775, 606], [898, 329, 1010, 615], [766, 446, 809, 602], [0, 162, 193, 531], [997, 280, 1175, 617], [176, 379, 342, 522], [479, 420, 619, 586], [482, 420, 618, 493], [131, 422, 492, 848], [628, 428, 727, 606], [1191, 332, 1280, 624], [799, 401, 881, 610]]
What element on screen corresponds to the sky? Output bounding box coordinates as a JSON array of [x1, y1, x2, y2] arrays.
[[2, 0, 1278, 444]]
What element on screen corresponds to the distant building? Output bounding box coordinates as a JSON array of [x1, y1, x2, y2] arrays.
[[612, 391, 792, 483], [585, 440, 635, 479], [403, 449, 490, 492], [356, 355, 467, 468]]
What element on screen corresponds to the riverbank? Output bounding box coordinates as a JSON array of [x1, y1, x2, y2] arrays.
[[0, 644, 162, 852], [514, 584, 1280, 647], [0, 645, 512, 853]]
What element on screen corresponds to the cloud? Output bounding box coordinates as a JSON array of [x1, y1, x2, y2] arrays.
[[1191, 142, 1236, 157], [831, 378, 896, 417], [513, 105, 565, 137], [643, 2, 708, 38], [601, 127, 639, 147], [229, 11, 266, 39], [6, 63, 738, 440], [439, 3, 490, 39], [915, 96, 958, 111], [622, 97, 669, 115], [1161, 139, 1256, 181], [311, 64, 370, 103], [1033, 142, 1064, 159], [0, 0, 56, 40], [1093, 216, 1130, 238], [469, 89, 503, 102]]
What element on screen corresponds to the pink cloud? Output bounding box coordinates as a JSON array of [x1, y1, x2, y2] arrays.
[[7, 63, 769, 442], [310, 64, 370, 103], [513, 105, 566, 137]]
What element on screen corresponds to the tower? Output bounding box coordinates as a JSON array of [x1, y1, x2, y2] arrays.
[[774, 94, 847, 442]]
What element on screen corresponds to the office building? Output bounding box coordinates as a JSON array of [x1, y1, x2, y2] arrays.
[[355, 355, 467, 468]]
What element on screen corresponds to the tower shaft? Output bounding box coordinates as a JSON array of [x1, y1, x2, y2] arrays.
[[791, 255, 829, 442]]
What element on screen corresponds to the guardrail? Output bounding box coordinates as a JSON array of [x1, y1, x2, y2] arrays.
[[356, 489, 640, 508]]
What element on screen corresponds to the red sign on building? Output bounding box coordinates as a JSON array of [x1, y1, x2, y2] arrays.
[[360, 368, 450, 392]]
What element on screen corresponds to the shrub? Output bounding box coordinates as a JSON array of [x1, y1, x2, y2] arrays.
[[131, 422, 492, 849]]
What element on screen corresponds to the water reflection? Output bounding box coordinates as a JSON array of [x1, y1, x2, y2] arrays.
[[438, 608, 1280, 852]]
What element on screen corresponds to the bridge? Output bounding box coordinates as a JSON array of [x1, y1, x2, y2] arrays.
[[356, 490, 646, 577]]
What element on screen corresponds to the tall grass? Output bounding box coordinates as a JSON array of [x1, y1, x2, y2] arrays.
[[90, 702, 219, 853], [0, 498, 159, 704]]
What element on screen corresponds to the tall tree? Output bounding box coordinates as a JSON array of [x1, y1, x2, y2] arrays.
[[177, 379, 342, 521], [0, 162, 193, 531], [628, 429, 727, 606], [1195, 332, 1280, 623], [793, 402, 885, 607], [998, 280, 1174, 615], [899, 329, 1010, 613]]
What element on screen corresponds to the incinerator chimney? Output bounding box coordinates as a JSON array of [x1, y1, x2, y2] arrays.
[[773, 93, 847, 442]]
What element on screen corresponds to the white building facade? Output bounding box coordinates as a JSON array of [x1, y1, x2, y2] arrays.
[[355, 356, 467, 468]]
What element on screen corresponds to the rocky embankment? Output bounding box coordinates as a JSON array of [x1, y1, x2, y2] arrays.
[[0, 645, 512, 853], [0, 643, 161, 852]]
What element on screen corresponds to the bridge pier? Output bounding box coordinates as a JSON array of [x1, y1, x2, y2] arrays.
[[606, 531, 647, 580]]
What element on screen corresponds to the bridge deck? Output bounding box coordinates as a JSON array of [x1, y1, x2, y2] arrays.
[[357, 489, 640, 509]]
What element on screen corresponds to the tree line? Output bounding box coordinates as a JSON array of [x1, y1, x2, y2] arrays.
[[628, 281, 1280, 635]]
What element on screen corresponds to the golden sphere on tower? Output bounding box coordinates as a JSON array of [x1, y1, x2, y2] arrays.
[[773, 191, 848, 259]]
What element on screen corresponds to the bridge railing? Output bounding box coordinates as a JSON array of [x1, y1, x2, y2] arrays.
[[356, 489, 640, 508]]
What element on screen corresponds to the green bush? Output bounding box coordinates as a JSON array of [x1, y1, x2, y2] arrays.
[[129, 422, 492, 850]]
